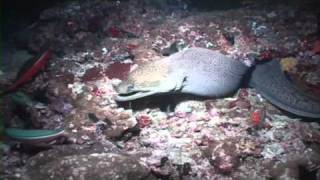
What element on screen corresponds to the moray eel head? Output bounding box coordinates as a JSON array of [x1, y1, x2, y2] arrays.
[[114, 79, 169, 101], [114, 60, 173, 101], [115, 80, 136, 95]]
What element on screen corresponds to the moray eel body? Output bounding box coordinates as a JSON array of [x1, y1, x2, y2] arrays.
[[115, 48, 249, 100], [115, 47, 320, 118], [249, 60, 320, 118]]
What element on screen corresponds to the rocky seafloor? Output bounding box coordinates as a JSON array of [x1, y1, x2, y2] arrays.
[[1, 0, 320, 179]]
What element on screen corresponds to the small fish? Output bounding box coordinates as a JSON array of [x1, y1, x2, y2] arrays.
[[5, 128, 65, 144], [1, 50, 52, 95]]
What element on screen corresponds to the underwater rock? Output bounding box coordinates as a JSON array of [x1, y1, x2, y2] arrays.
[[3, 0, 320, 179], [24, 143, 155, 180], [203, 139, 240, 174]]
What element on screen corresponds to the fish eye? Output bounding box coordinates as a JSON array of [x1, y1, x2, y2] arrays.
[[127, 84, 134, 91]]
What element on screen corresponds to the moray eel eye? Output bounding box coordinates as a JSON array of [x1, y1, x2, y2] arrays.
[[127, 84, 134, 92], [115, 82, 144, 95], [114, 82, 133, 95]]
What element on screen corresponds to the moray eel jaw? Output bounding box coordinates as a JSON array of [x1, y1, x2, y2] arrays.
[[114, 80, 168, 101], [114, 81, 136, 95], [116, 90, 160, 101], [114, 81, 153, 101], [115, 74, 187, 101], [115, 84, 176, 101]]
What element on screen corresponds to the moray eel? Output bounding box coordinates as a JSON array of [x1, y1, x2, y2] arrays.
[[115, 48, 249, 100], [115, 47, 320, 118], [249, 60, 320, 118]]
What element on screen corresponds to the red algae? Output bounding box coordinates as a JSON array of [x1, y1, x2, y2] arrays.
[[312, 40, 320, 54], [81, 67, 104, 82], [107, 27, 121, 37], [250, 110, 265, 127], [104, 62, 131, 80], [137, 114, 152, 128]]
